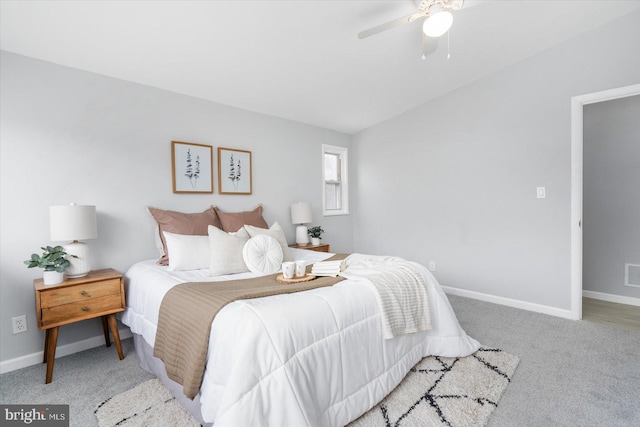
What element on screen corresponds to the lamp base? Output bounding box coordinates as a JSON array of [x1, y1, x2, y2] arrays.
[[63, 241, 91, 278], [295, 225, 309, 245]]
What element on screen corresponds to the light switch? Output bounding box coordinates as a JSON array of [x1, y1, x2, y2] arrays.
[[536, 187, 546, 199]]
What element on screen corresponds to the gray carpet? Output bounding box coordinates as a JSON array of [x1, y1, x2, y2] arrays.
[[0, 339, 154, 427], [453, 296, 640, 426], [2, 295, 639, 426]]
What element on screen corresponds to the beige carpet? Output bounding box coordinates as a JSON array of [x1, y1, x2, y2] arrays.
[[95, 347, 518, 427]]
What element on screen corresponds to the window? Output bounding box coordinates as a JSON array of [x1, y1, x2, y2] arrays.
[[322, 144, 349, 216]]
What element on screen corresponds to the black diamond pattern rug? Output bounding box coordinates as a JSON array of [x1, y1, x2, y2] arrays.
[[348, 347, 520, 427], [96, 347, 518, 427]]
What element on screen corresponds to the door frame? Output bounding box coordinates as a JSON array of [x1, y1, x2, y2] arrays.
[[570, 83, 640, 320]]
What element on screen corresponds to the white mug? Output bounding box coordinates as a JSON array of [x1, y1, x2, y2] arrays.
[[282, 262, 295, 279], [295, 260, 307, 277]]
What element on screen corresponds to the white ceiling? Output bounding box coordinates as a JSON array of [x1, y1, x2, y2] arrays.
[[2, 0, 639, 134]]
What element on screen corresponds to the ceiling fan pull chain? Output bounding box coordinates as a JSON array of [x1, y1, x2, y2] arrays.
[[447, 30, 451, 59]]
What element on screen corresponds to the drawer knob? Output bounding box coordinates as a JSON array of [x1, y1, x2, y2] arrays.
[[81, 291, 89, 297], [82, 306, 89, 312]]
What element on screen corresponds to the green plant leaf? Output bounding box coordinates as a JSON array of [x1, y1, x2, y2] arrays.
[[25, 245, 72, 271]]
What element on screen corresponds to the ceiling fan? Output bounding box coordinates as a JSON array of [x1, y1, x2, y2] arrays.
[[358, 0, 466, 58], [358, 0, 465, 39]]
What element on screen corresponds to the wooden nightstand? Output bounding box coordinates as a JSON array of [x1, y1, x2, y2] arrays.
[[290, 243, 331, 253], [34, 268, 126, 383]]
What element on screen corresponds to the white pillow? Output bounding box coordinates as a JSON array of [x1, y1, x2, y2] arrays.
[[208, 225, 250, 276], [244, 221, 292, 261], [162, 231, 210, 271], [242, 235, 284, 275]]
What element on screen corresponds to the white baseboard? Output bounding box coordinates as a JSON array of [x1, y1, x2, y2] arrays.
[[582, 290, 640, 307], [0, 328, 132, 374], [442, 286, 577, 320]]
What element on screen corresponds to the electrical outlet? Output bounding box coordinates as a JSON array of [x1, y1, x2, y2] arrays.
[[428, 261, 436, 272], [12, 315, 27, 334]]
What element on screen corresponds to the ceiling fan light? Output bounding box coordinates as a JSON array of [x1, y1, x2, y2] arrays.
[[423, 11, 453, 37]]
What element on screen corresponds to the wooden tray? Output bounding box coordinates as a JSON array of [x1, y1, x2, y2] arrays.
[[276, 274, 316, 284]]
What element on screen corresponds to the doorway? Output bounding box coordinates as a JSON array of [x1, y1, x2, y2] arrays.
[[570, 83, 640, 320]]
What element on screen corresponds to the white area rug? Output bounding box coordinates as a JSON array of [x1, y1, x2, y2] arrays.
[[349, 347, 519, 427], [95, 347, 518, 427], [94, 379, 199, 427]]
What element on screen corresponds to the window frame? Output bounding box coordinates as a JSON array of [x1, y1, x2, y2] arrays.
[[322, 144, 349, 216]]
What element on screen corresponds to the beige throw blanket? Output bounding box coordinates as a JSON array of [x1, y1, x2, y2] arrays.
[[154, 254, 348, 399], [339, 253, 432, 339]]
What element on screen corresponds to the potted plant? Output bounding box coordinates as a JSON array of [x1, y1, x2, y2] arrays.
[[24, 246, 75, 285], [307, 226, 324, 246]]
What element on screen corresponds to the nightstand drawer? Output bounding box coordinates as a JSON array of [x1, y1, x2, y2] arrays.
[[41, 294, 124, 326], [40, 279, 121, 308]]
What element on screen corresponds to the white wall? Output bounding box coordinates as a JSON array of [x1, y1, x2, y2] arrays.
[[3, 10, 639, 368], [0, 51, 353, 363], [352, 12, 640, 312], [583, 95, 640, 298]]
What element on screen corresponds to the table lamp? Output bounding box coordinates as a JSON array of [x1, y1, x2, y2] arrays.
[[50, 203, 97, 278], [290, 202, 312, 245]]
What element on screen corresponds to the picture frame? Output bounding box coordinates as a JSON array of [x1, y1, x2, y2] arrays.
[[218, 147, 252, 195], [171, 141, 214, 194]]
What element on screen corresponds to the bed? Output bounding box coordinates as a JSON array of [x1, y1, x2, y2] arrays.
[[121, 247, 480, 426]]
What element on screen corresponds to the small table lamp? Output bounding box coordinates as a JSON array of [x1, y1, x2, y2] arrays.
[[50, 203, 97, 278], [290, 202, 312, 245]]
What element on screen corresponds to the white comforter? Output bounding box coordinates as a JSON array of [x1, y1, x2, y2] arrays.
[[121, 249, 480, 426]]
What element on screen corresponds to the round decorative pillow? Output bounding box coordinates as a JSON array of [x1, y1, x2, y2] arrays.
[[242, 235, 284, 275]]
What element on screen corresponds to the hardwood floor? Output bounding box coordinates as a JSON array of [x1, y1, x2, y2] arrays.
[[582, 297, 640, 331]]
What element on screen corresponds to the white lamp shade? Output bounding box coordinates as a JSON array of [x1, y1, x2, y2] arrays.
[[290, 202, 312, 225], [50, 204, 97, 241], [423, 11, 453, 37]]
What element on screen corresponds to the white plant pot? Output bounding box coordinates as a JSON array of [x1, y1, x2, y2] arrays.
[[311, 237, 321, 246], [43, 271, 64, 285]]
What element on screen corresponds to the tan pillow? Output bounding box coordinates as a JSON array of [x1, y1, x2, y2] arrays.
[[214, 205, 268, 232], [147, 206, 222, 265]]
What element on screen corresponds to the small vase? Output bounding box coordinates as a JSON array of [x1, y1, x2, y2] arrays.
[[311, 237, 321, 246], [43, 271, 64, 285]]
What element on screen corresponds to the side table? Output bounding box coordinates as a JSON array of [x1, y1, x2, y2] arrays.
[[34, 268, 126, 383], [289, 243, 331, 253]]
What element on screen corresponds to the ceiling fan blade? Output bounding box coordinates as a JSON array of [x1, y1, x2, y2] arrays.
[[456, 0, 487, 10], [442, 0, 465, 11], [358, 11, 425, 39]]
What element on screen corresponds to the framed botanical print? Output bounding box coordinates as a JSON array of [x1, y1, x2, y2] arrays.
[[171, 141, 214, 193], [218, 147, 252, 195]]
